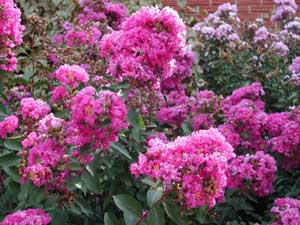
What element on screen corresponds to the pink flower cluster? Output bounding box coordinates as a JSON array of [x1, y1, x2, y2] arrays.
[[17, 65, 128, 191], [161, 49, 195, 92], [130, 128, 235, 209], [0, 115, 18, 139], [100, 6, 186, 86], [156, 49, 194, 125], [0, 208, 51, 225], [227, 151, 277, 197], [66, 86, 128, 150], [78, 0, 128, 30], [20, 112, 67, 188], [20, 98, 51, 120], [190, 90, 220, 130], [52, 64, 89, 89], [50, 85, 69, 105], [157, 89, 220, 128], [270, 198, 300, 225], [157, 90, 188, 126], [267, 107, 300, 169], [220, 83, 267, 151], [271, 0, 297, 22], [0, 0, 25, 72], [53, 0, 127, 49]]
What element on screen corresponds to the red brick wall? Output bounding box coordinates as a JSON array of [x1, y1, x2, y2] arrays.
[[162, 0, 299, 27]]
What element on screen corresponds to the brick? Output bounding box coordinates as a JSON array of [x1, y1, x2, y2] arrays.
[[161, 0, 178, 5], [237, 0, 262, 5], [162, 0, 300, 27], [199, 6, 218, 12], [250, 5, 273, 12], [187, 0, 212, 5], [185, 5, 200, 14], [238, 5, 251, 13], [262, 0, 275, 4], [212, 0, 236, 4], [239, 13, 262, 20]]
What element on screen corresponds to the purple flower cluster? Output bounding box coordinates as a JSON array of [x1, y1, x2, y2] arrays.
[[193, 3, 241, 48], [271, 0, 297, 22], [288, 56, 300, 85]]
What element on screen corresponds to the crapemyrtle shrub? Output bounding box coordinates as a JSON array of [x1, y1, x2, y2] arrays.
[[0, 0, 299, 225]]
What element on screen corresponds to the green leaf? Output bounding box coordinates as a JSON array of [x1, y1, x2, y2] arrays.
[[138, 115, 146, 130], [181, 121, 192, 135], [124, 212, 139, 225], [147, 206, 165, 225], [81, 170, 100, 194], [113, 194, 143, 216], [50, 210, 69, 225], [0, 102, 7, 115], [110, 142, 132, 159], [10, 77, 28, 85], [3, 166, 20, 182], [4, 139, 23, 151], [127, 110, 145, 130], [195, 207, 208, 223], [127, 110, 139, 128], [162, 202, 187, 225], [147, 189, 162, 207], [131, 127, 140, 143], [28, 187, 45, 205], [76, 198, 93, 216], [0, 153, 21, 167], [104, 212, 121, 225]]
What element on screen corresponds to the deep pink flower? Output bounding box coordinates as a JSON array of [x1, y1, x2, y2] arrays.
[[0, 115, 18, 138], [131, 128, 235, 209], [0, 208, 51, 225]]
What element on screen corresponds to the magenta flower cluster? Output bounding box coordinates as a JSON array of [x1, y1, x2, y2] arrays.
[[0, 208, 51, 225], [100, 6, 186, 86], [52, 64, 89, 89], [66, 86, 128, 150], [267, 107, 300, 169], [220, 82, 267, 151], [20, 98, 51, 120], [270, 198, 300, 225], [15, 65, 128, 190], [53, 0, 127, 48], [227, 151, 277, 196], [0, 115, 18, 138], [0, 0, 25, 72], [130, 128, 235, 209]]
